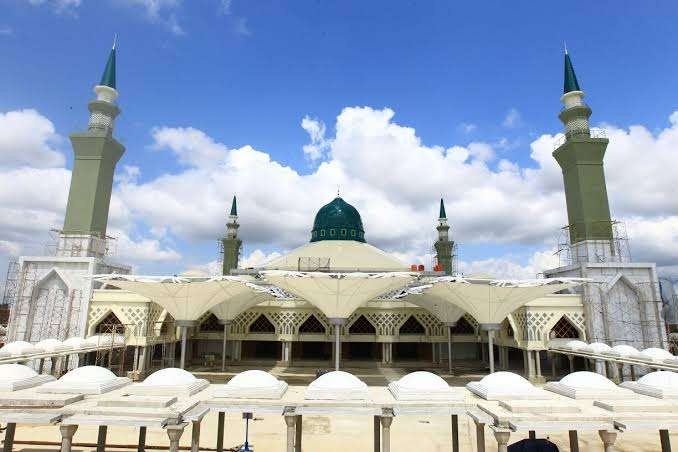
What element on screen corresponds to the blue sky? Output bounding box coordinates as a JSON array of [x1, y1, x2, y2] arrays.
[[1, 0, 677, 279]]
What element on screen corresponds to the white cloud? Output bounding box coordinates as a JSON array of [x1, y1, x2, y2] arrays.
[[301, 116, 330, 161], [0, 109, 65, 169], [2, 105, 678, 285], [460, 249, 560, 279], [110, 228, 181, 263], [239, 249, 282, 268], [502, 108, 522, 128], [0, 26, 13, 36]]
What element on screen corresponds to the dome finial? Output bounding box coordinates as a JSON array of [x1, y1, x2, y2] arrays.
[[337, 185, 340, 197]]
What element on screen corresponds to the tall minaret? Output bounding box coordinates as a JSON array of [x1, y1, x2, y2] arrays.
[[553, 47, 613, 254], [434, 198, 454, 274], [60, 37, 125, 257], [221, 196, 242, 275]]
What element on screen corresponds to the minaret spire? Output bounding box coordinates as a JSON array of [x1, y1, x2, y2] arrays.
[[99, 35, 117, 90], [439, 197, 447, 220], [563, 47, 581, 94], [229, 195, 237, 217]]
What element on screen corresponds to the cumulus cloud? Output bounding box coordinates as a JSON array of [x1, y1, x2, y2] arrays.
[[27, 0, 82, 13], [301, 116, 330, 161], [240, 249, 282, 268], [0, 109, 65, 168], [2, 105, 678, 285]]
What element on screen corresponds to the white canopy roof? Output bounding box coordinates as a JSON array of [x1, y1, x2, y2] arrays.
[[261, 271, 415, 319], [406, 276, 586, 327], [210, 277, 272, 322], [262, 240, 409, 272], [401, 293, 465, 325], [94, 275, 268, 322]]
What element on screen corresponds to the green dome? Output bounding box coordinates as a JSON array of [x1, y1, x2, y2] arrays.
[[310, 197, 366, 243]]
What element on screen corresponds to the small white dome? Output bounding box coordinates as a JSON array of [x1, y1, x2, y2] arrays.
[[477, 372, 534, 392], [638, 348, 674, 360], [396, 371, 448, 391], [309, 371, 367, 391], [144, 368, 196, 386], [59, 366, 117, 384], [227, 370, 279, 388], [609, 344, 638, 356], [564, 340, 588, 351], [62, 337, 90, 348], [0, 341, 37, 355], [584, 342, 612, 353], [559, 371, 617, 390], [0, 364, 38, 382], [36, 339, 62, 352], [637, 371, 678, 389]]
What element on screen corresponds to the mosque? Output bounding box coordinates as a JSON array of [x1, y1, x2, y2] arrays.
[[1, 42, 669, 382]]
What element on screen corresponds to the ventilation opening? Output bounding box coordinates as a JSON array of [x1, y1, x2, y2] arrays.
[[249, 314, 275, 334], [550, 316, 579, 339], [299, 315, 326, 334], [349, 315, 376, 335], [450, 317, 474, 334], [399, 316, 425, 335], [200, 313, 222, 332], [95, 312, 123, 334]]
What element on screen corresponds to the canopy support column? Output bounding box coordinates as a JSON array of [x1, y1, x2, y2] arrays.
[[220, 320, 231, 372], [492, 427, 511, 452], [373, 416, 380, 452], [137, 427, 147, 452], [451, 415, 459, 452], [59, 425, 78, 452], [284, 409, 296, 452], [96, 425, 107, 452], [380, 410, 393, 452], [481, 324, 500, 374], [166, 424, 186, 452], [569, 430, 579, 452], [176, 320, 196, 370], [446, 322, 456, 375], [329, 318, 346, 371]]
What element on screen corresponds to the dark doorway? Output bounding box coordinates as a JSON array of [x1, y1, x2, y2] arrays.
[[393, 343, 432, 361], [241, 341, 281, 360], [343, 342, 380, 360], [294, 341, 331, 360]]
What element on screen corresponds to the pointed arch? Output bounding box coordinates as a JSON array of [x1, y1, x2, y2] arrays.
[[450, 316, 475, 334], [299, 315, 326, 334], [399, 315, 425, 335], [95, 311, 124, 334], [199, 313, 222, 332], [249, 314, 275, 333], [349, 315, 376, 335], [549, 315, 580, 339]]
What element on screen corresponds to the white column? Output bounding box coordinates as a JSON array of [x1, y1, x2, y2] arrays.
[[190, 420, 201, 452], [284, 413, 296, 452], [329, 319, 346, 371], [474, 420, 485, 452], [181, 327, 188, 369], [535, 351, 542, 377], [294, 415, 302, 452], [380, 415, 393, 452], [220, 321, 231, 371], [166, 424, 186, 452], [598, 430, 617, 452], [59, 425, 78, 452], [488, 330, 495, 373], [446, 323, 455, 374], [493, 428, 511, 452]]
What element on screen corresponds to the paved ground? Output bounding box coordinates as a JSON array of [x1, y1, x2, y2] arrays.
[[6, 409, 675, 451]]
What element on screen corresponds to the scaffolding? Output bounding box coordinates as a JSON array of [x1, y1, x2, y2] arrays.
[[45, 229, 117, 258], [555, 220, 631, 267]]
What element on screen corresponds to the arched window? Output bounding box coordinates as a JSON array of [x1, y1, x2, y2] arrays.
[[349, 315, 376, 335], [550, 316, 579, 339], [399, 316, 425, 335], [299, 315, 326, 334], [200, 313, 222, 332], [502, 319, 514, 337], [450, 316, 474, 335], [95, 312, 123, 334], [249, 314, 275, 333]]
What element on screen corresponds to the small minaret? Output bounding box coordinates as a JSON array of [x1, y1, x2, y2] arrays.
[[434, 198, 454, 274], [553, 47, 613, 251], [221, 196, 242, 275], [60, 37, 125, 257]]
